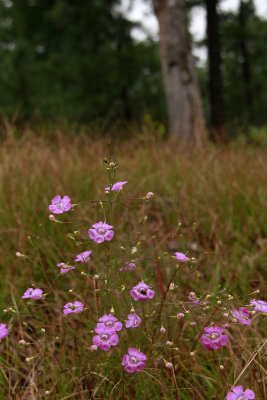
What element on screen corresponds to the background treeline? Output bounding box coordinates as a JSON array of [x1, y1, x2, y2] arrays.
[[0, 0, 266, 133]]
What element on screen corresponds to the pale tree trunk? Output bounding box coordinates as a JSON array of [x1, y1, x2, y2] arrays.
[[153, 0, 206, 146]]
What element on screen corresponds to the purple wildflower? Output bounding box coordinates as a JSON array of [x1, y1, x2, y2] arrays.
[[22, 288, 43, 300], [174, 252, 189, 262], [96, 314, 123, 331], [92, 326, 119, 351], [88, 221, 114, 244], [0, 324, 9, 342], [250, 299, 267, 313], [63, 301, 84, 315], [130, 282, 155, 301], [233, 307, 251, 325], [122, 348, 146, 373], [125, 313, 142, 328], [105, 181, 128, 192], [49, 195, 72, 214], [74, 251, 92, 263], [226, 386, 255, 400], [201, 325, 229, 351], [119, 262, 136, 272], [187, 292, 202, 306], [57, 263, 76, 274]]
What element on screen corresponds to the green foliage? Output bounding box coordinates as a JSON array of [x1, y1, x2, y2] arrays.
[[0, 0, 166, 125]]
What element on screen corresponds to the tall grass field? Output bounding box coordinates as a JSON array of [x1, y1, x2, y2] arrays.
[[0, 132, 266, 399]]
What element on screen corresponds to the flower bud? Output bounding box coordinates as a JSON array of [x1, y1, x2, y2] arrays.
[[40, 328, 46, 333], [165, 362, 173, 369], [160, 326, 166, 333], [220, 365, 224, 370], [166, 341, 173, 346], [145, 192, 153, 200], [190, 352, 195, 357], [90, 345, 98, 351], [16, 252, 22, 257], [49, 215, 56, 222], [19, 339, 26, 346], [177, 313, 184, 319]]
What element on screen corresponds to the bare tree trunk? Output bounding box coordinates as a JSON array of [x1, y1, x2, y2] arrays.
[[153, 0, 206, 146], [206, 0, 225, 139]]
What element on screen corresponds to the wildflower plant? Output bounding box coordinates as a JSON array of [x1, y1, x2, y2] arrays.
[[3, 159, 266, 399]]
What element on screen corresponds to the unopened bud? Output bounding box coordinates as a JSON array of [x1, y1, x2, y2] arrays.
[[165, 362, 173, 369], [217, 301, 221, 305], [40, 328, 46, 333], [19, 339, 26, 346], [223, 313, 229, 318], [160, 326, 166, 333], [90, 345, 98, 351], [166, 341, 173, 346], [232, 318, 237, 323], [169, 283, 175, 291], [145, 192, 153, 200], [16, 252, 22, 257], [109, 162, 115, 168], [190, 352, 195, 357], [177, 313, 184, 319], [49, 215, 56, 222], [131, 246, 137, 254], [220, 365, 224, 370]]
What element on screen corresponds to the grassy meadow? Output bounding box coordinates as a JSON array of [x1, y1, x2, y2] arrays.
[[0, 131, 266, 399]]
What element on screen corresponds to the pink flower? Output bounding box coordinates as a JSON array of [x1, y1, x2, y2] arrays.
[[250, 299, 267, 313], [119, 262, 136, 272], [57, 263, 76, 274], [105, 181, 128, 192], [96, 314, 122, 331], [63, 301, 84, 315], [233, 307, 251, 325], [174, 252, 189, 262], [88, 221, 114, 244], [125, 313, 142, 328], [0, 324, 9, 342], [92, 326, 119, 351], [130, 282, 155, 301], [74, 251, 92, 263], [188, 296, 202, 306], [49, 195, 72, 214], [22, 288, 43, 300], [226, 385, 255, 400], [201, 325, 229, 351], [122, 348, 146, 373]]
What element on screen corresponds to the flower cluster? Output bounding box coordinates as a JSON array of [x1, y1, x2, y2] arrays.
[[6, 165, 264, 398]]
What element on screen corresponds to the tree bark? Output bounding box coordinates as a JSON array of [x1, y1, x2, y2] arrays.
[[206, 0, 225, 138], [153, 0, 206, 146]]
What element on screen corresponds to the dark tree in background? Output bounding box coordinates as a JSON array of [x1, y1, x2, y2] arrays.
[[0, 0, 166, 126], [152, 0, 206, 145], [206, 0, 225, 139], [238, 0, 254, 124]]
